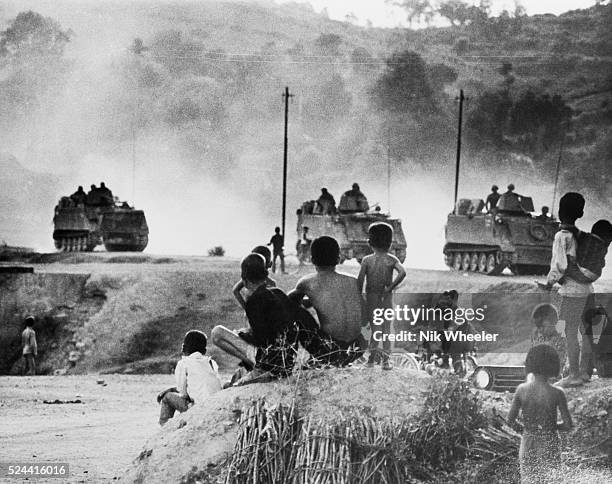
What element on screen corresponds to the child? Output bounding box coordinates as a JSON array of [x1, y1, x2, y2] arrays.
[[21, 316, 37, 376], [288, 236, 366, 367], [541, 192, 593, 387], [563, 219, 612, 284], [581, 305, 612, 380], [507, 344, 573, 484], [530, 303, 567, 378], [157, 330, 221, 426], [233, 245, 276, 310], [212, 253, 297, 382], [357, 222, 406, 370]]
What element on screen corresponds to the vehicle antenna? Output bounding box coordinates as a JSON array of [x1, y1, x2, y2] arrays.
[[551, 121, 568, 219]]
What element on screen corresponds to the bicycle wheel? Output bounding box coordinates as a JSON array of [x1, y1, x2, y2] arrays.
[[389, 351, 420, 370]]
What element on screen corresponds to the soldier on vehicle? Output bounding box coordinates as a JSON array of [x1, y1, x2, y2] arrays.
[[70, 186, 87, 206], [316, 188, 336, 215], [98, 182, 114, 206], [498, 184, 525, 213], [339, 183, 369, 213], [86, 184, 100, 205], [536, 206, 550, 221], [485, 185, 500, 213]]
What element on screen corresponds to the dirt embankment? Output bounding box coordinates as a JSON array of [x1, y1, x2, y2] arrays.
[[1, 253, 611, 374], [122, 367, 433, 484]]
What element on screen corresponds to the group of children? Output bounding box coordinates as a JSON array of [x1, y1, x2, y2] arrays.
[[157, 192, 611, 484], [158, 221, 407, 424], [511, 191, 611, 482]]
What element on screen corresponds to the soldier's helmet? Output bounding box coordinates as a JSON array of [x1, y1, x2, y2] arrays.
[[491, 185, 498, 191], [352, 183, 359, 190], [507, 184, 515, 191]]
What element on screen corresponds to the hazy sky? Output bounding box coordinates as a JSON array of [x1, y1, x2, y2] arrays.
[[277, 0, 600, 27]]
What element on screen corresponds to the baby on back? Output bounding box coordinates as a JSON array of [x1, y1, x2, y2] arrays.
[[564, 219, 612, 283]]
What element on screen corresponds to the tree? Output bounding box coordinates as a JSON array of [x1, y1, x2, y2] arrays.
[[0, 11, 71, 61], [437, 0, 471, 26], [465, 89, 512, 148], [370, 50, 436, 115], [388, 0, 434, 27], [314, 33, 342, 56]]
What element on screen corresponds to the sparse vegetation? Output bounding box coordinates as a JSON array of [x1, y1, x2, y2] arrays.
[[208, 246, 225, 257]]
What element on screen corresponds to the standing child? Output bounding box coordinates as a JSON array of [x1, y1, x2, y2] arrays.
[[21, 316, 37, 376], [530, 303, 567, 378], [357, 222, 406, 370], [541, 192, 593, 387], [157, 330, 221, 426], [507, 344, 573, 484]]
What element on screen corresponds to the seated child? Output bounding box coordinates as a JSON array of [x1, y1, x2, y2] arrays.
[[357, 222, 406, 370], [530, 303, 567, 378], [562, 219, 612, 284], [288, 236, 366, 367], [212, 253, 297, 383], [233, 245, 277, 310], [507, 344, 573, 484], [157, 330, 222, 426]]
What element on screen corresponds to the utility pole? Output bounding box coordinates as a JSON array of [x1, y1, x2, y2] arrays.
[[453, 89, 465, 214], [386, 127, 391, 212], [281, 87, 294, 241]]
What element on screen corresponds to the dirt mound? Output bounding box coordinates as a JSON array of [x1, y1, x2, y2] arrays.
[[122, 367, 432, 484]]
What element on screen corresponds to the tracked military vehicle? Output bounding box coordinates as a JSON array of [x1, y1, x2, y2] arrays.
[[443, 195, 558, 275], [296, 191, 406, 264], [52, 191, 148, 252]]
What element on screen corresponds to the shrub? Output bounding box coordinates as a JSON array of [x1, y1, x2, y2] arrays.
[[207, 246, 225, 257]]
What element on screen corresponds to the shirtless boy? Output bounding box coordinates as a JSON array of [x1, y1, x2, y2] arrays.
[[288, 236, 366, 366], [507, 344, 573, 483]]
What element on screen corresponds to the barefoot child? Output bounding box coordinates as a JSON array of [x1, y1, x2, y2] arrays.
[[289, 236, 367, 366], [540, 192, 593, 387], [507, 344, 573, 483], [21, 316, 38, 376], [357, 222, 406, 369], [213, 253, 297, 382], [530, 303, 567, 378], [157, 330, 221, 425], [233, 246, 277, 310]]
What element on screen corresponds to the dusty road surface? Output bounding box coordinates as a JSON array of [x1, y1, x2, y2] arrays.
[[0, 375, 173, 483]]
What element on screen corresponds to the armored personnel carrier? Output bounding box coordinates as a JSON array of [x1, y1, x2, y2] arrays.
[[52, 191, 148, 252], [443, 195, 558, 275], [296, 192, 406, 263]]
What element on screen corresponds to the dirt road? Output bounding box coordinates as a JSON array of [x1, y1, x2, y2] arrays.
[[0, 375, 173, 483]]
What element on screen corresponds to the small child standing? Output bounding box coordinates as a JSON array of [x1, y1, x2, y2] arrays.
[[157, 330, 222, 426], [530, 303, 567, 378], [357, 222, 406, 370], [507, 344, 573, 484], [21, 316, 37, 376], [233, 245, 276, 311]]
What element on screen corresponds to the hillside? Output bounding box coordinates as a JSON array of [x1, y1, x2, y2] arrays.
[[0, 1, 609, 257]]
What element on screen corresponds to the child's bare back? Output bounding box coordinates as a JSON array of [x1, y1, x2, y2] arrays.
[[513, 381, 569, 432], [293, 270, 363, 343]]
